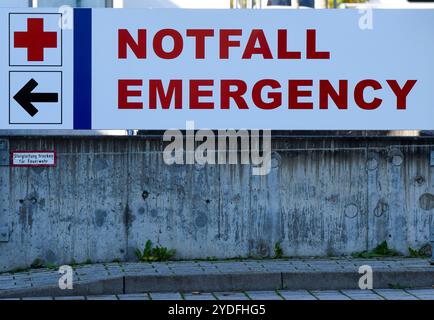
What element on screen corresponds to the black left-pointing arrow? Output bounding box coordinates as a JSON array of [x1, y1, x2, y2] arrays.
[[13, 78, 59, 117]]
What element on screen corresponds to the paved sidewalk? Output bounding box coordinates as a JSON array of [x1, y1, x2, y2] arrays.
[[0, 258, 432, 299], [3, 289, 434, 300]]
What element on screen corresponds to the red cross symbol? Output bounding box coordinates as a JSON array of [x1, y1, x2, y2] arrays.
[[14, 18, 57, 62]]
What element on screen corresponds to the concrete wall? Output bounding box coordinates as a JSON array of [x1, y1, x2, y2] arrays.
[[0, 136, 433, 271]]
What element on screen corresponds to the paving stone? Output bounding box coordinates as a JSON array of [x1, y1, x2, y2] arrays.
[[264, 265, 297, 271], [22, 297, 54, 300], [120, 263, 150, 269], [152, 262, 169, 267], [86, 295, 119, 300], [196, 262, 219, 268], [11, 282, 33, 289], [168, 262, 200, 268], [0, 279, 16, 284], [124, 269, 157, 276], [103, 263, 123, 268], [395, 261, 419, 265], [310, 266, 344, 271], [153, 267, 174, 275], [246, 291, 283, 300], [168, 265, 202, 270], [262, 260, 291, 264], [245, 265, 267, 270], [122, 265, 155, 271], [336, 266, 359, 271], [184, 292, 216, 300], [406, 289, 434, 300], [309, 261, 341, 266], [212, 262, 246, 267], [410, 295, 434, 300], [31, 274, 57, 279], [310, 290, 351, 300], [54, 296, 86, 300], [31, 278, 57, 284], [292, 266, 315, 271], [215, 263, 250, 268], [7, 288, 434, 301], [217, 267, 251, 273], [0, 276, 17, 281], [150, 292, 183, 300], [12, 276, 31, 281], [243, 261, 264, 266], [341, 290, 383, 300], [0, 284, 20, 290], [261, 263, 292, 269], [247, 266, 270, 272], [171, 268, 206, 275], [117, 293, 149, 300], [286, 262, 310, 267], [104, 268, 124, 275], [194, 268, 221, 274], [278, 290, 317, 300], [406, 288, 434, 295], [374, 289, 417, 300], [214, 292, 249, 300]]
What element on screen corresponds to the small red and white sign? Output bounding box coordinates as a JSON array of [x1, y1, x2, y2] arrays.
[[9, 13, 62, 66], [11, 150, 56, 167]]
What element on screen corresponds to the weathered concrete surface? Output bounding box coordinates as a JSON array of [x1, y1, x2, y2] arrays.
[[0, 136, 433, 270]]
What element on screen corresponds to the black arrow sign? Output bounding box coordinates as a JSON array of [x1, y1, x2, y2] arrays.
[[13, 78, 59, 117]]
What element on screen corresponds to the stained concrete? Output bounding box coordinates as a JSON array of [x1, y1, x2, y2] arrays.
[[0, 136, 433, 271]]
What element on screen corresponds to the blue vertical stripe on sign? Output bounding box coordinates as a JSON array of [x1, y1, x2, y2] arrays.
[[73, 8, 92, 129]]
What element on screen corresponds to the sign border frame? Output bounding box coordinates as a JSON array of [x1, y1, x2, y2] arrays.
[[10, 150, 57, 167], [8, 12, 63, 67]]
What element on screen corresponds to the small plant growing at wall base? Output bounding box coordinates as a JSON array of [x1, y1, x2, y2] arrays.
[[44, 262, 57, 270], [30, 258, 44, 269], [408, 246, 430, 258], [274, 242, 283, 259], [30, 258, 57, 270], [206, 256, 218, 261], [389, 283, 406, 290], [352, 241, 400, 258], [135, 240, 176, 262]]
